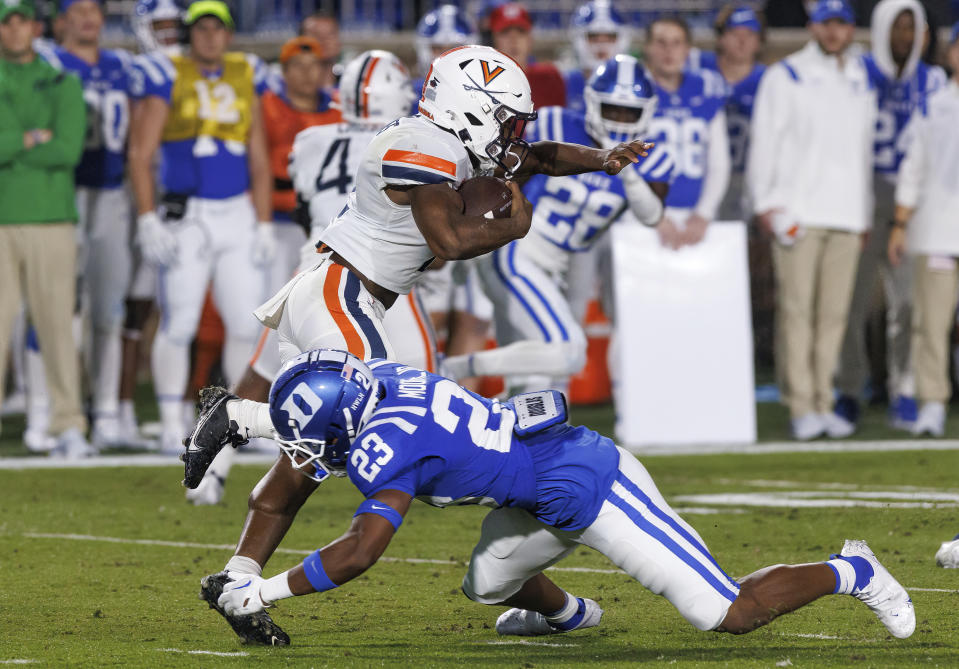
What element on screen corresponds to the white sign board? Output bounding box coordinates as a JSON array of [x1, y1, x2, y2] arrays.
[[611, 221, 756, 450]]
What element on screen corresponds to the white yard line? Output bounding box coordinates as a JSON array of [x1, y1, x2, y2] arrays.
[[15, 531, 958, 588], [0, 661, 38, 665], [484, 640, 580, 647], [157, 648, 249, 657], [2, 439, 958, 470]]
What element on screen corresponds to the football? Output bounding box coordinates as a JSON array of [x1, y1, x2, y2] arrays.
[[457, 176, 513, 219]]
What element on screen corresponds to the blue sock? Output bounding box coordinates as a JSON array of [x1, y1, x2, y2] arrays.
[[826, 555, 874, 594]]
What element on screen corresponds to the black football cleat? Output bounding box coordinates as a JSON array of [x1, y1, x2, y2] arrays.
[[182, 386, 249, 489], [199, 571, 291, 646]]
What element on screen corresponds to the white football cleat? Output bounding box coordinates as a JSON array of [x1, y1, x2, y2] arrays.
[[24, 427, 56, 452], [935, 536, 959, 568], [839, 539, 915, 639], [50, 428, 97, 459], [186, 473, 225, 506], [791, 413, 826, 441], [495, 598, 603, 636], [912, 402, 945, 437], [822, 412, 855, 439], [91, 415, 123, 449]]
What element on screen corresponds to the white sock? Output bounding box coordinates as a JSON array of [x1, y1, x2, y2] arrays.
[[91, 326, 122, 418], [460, 341, 576, 378], [224, 555, 262, 576], [544, 592, 579, 624], [222, 335, 258, 388], [227, 399, 275, 439], [151, 330, 189, 402], [158, 398, 183, 437], [206, 446, 236, 480], [118, 399, 137, 428]]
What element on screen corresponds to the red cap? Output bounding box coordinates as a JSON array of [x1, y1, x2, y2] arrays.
[[489, 3, 532, 33]]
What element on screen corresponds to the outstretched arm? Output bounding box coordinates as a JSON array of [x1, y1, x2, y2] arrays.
[[508, 139, 654, 179], [217, 490, 413, 615]]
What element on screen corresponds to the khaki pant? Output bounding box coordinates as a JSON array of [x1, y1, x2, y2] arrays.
[[773, 228, 861, 418], [911, 255, 959, 404], [0, 224, 85, 435], [837, 179, 914, 399]]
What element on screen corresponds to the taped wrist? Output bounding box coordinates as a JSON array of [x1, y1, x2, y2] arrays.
[[354, 498, 404, 531], [620, 166, 663, 226]]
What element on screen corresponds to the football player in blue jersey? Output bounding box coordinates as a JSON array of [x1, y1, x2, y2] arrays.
[[36, 0, 139, 448], [411, 4, 477, 110], [444, 55, 672, 392], [686, 4, 766, 221], [644, 16, 730, 249], [564, 0, 632, 115], [128, 0, 275, 455], [196, 348, 915, 646], [835, 0, 946, 433]]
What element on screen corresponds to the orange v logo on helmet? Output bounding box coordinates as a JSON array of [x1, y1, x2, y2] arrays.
[[480, 60, 506, 86]]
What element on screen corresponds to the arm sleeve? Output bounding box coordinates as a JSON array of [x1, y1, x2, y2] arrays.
[[20, 74, 85, 169], [746, 66, 790, 214], [894, 111, 926, 209], [693, 109, 730, 221]]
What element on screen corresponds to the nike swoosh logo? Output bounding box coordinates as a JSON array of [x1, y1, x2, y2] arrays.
[[233, 580, 252, 590], [371, 504, 389, 511]]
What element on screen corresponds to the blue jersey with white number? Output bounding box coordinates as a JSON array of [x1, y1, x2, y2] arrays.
[[647, 70, 728, 209], [689, 51, 764, 175], [37, 45, 134, 189], [522, 107, 674, 252], [862, 55, 945, 177], [348, 361, 620, 531]]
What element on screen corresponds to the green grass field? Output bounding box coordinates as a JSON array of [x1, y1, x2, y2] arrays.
[[3, 443, 959, 667]]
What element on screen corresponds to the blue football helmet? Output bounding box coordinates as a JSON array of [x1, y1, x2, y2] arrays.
[[415, 4, 478, 76], [269, 349, 380, 482], [584, 54, 658, 149], [131, 0, 186, 54], [570, 1, 632, 73]]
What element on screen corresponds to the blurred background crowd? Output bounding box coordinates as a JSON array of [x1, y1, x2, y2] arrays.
[[2, 0, 959, 462]]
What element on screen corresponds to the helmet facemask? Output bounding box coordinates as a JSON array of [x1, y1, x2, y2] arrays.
[[474, 104, 536, 177]]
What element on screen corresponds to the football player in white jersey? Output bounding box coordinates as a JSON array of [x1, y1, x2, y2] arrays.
[[444, 55, 671, 392], [181, 44, 654, 491], [184, 51, 428, 504]]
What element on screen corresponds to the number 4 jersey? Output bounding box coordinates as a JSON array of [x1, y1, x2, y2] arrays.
[[348, 360, 619, 531]]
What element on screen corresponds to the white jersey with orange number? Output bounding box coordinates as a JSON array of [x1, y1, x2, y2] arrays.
[[318, 114, 479, 295]]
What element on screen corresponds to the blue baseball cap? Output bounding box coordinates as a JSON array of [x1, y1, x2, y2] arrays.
[[950, 21, 959, 45], [723, 6, 761, 33], [810, 0, 855, 24]]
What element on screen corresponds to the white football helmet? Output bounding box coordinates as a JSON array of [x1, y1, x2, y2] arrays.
[[132, 0, 185, 55], [339, 50, 416, 126], [418, 45, 536, 176], [570, 0, 632, 73], [584, 55, 658, 148], [415, 4, 478, 76]]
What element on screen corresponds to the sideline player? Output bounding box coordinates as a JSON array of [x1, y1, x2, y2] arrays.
[[35, 0, 137, 447], [645, 15, 730, 249], [185, 50, 425, 505], [181, 45, 654, 494], [564, 0, 632, 114], [444, 55, 671, 392], [128, 0, 274, 454], [201, 348, 915, 646], [834, 0, 946, 432], [261, 35, 340, 296]]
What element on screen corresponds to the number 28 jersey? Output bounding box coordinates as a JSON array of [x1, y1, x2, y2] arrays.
[[319, 115, 478, 295], [522, 106, 675, 253], [347, 360, 619, 531]]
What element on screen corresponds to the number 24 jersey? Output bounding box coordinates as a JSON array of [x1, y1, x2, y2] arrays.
[[345, 360, 619, 531]]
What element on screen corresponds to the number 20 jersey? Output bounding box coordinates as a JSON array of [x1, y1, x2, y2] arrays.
[[347, 360, 619, 531], [522, 106, 675, 254], [318, 115, 478, 295], [36, 44, 135, 189]]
